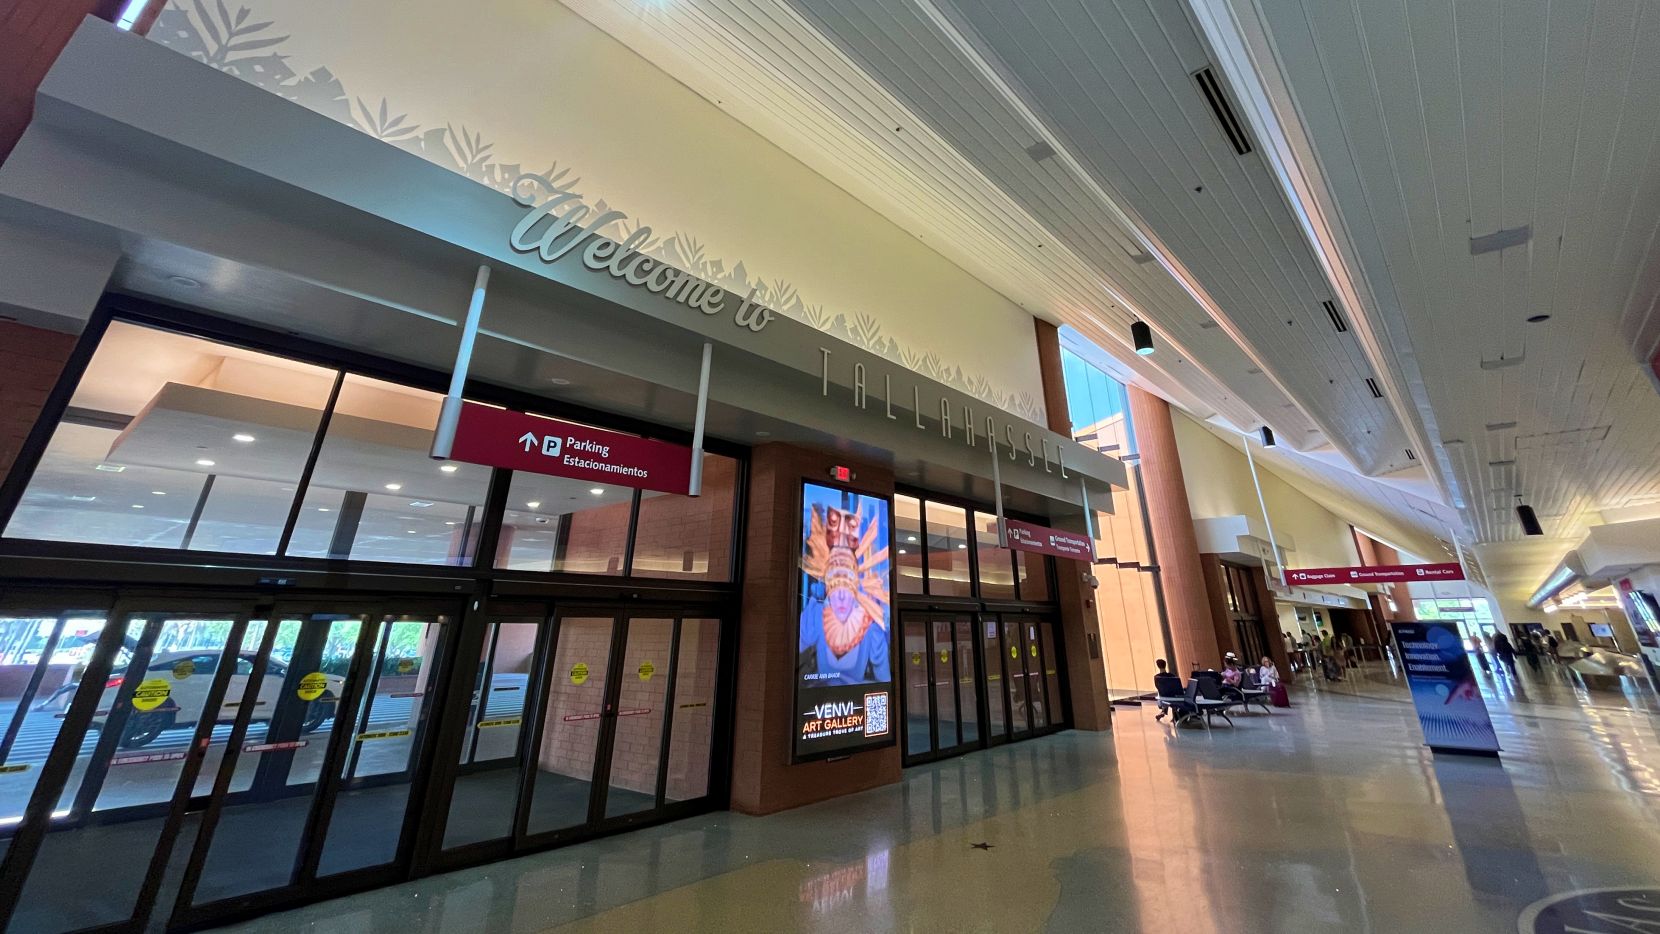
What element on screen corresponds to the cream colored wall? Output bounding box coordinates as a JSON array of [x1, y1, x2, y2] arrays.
[[147, 0, 1045, 420], [1170, 411, 1365, 571]]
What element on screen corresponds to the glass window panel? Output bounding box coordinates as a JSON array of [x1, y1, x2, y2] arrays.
[[318, 613, 447, 877], [495, 473, 633, 575], [0, 613, 108, 827], [633, 453, 737, 581], [953, 618, 979, 746], [527, 616, 614, 835], [603, 617, 673, 818], [894, 495, 924, 595], [974, 512, 1016, 600], [981, 619, 1007, 738], [1017, 551, 1052, 603], [931, 618, 958, 748], [925, 503, 971, 597], [4, 321, 335, 553], [664, 618, 720, 802], [285, 376, 488, 565], [446, 618, 540, 850], [902, 619, 931, 756]]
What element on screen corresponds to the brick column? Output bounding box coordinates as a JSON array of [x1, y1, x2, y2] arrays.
[[0, 321, 76, 480], [1128, 386, 1221, 673], [1, 3, 122, 163], [1033, 319, 1112, 730], [729, 443, 900, 815]]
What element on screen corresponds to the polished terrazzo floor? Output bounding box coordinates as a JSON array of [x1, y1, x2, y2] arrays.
[[222, 659, 1660, 933]]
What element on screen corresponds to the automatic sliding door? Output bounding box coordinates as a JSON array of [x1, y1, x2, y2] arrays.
[[952, 617, 979, 747], [1002, 618, 1032, 738], [523, 613, 616, 838], [2, 602, 252, 934], [600, 616, 672, 820], [902, 616, 931, 757], [443, 613, 542, 851], [930, 618, 959, 751], [979, 617, 1008, 743]]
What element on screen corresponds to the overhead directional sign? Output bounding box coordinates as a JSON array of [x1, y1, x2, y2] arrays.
[[448, 402, 692, 494], [1285, 563, 1465, 585], [1002, 518, 1095, 562]]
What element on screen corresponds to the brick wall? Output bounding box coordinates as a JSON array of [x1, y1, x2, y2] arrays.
[[1, 2, 121, 162], [730, 443, 900, 815], [0, 321, 77, 482]]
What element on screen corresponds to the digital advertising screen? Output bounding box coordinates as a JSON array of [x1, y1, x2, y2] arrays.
[[793, 482, 894, 761], [1392, 621, 1501, 756]]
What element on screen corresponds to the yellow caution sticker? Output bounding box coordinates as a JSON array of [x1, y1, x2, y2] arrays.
[[1029, 645, 1038, 658], [938, 650, 949, 664], [477, 717, 522, 729], [132, 678, 171, 711], [395, 658, 415, 675], [570, 662, 589, 685], [638, 660, 655, 681], [910, 652, 922, 666], [296, 672, 328, 702], [0, 763, 29, 774], [171, 659, 195, 680], [1008, 645, 1018, 660], [356, 729, 411, 742]]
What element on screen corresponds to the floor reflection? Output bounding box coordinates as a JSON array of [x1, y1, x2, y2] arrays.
[[220, 663, 1660, 934]]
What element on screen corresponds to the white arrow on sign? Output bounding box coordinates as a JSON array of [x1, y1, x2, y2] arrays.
[[519, 432, 538, 452]]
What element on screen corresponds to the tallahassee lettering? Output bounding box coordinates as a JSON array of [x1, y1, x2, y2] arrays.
[[509, 174, 773, 333]]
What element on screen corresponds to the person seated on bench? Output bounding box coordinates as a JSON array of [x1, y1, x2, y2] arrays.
[[1153, 659, 1176, 720], [1221, 654, 1244, 687], [1153, 670, 1196, 725]]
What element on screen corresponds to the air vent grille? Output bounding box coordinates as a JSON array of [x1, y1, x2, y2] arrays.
[[1365, 377, 1383, 398], [1193, 67, 1253, 156], [1322, 300, 1348, 333]]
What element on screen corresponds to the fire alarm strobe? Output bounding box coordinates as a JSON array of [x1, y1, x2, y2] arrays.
[[829, 466, 856, 482]]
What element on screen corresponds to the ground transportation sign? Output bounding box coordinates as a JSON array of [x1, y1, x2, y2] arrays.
[[1002, 518, 1095, 561], [793, 482, 894, 761], [448, 402, 692, 494], [1286, 562, 1464, 585], [1391, 621, 1500, 755]]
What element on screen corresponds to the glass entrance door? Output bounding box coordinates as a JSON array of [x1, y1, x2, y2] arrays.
[[0, 593, 457, 934], [438, 602, 725, 859], [899, 612, 981, 764]]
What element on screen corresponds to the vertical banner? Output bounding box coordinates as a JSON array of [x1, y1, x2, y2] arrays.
[[1392, 621, 1501, 755], [793, 482, 894, 761]]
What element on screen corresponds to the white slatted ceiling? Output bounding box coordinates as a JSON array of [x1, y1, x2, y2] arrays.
[[561, 0, 1329, 442], [1247, 0, 1660, 598]]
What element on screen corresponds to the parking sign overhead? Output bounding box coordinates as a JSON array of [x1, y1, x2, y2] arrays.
[[447, 402, 692, 495]]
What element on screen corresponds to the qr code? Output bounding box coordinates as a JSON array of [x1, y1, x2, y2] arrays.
[[863, 692, 890, 737]]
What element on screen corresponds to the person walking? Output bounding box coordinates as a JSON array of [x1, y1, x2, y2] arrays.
[[1472, 635, 1492, 673], [1492, 633, 1518, 677], [1546, 631, 1561, 664], [1520, 634, 1542, 673]]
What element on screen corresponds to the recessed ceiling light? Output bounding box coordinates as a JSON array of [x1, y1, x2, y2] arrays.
[[406, 529, 417, 534], [755, 430, 771, 437], [166, 275, 200, 289], [232, 433, 256, 443], [898, 548, 908, 554], [957, 543, 968, 550], [94, 463, 125, 473], [526, 501, 541, 509], [589, 488, 605, 495], [409, 501, 434, 508], [1526, 314, 1551, 323], [131, 504, 144, 509], [906, 535, 918, 543], [445, 521, 457, 526], [439, 464, 459, 473], [195, 459, 215, 467], [385, 483, 402, 491], [549, 377, 572, 386], [151, 490, 166, 496], [318, 507, 331, 512]]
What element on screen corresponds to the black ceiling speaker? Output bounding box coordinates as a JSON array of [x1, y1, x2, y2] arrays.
[[1516, 499, 1544, 536], [1260, 425, 1275, 447], [1131, 320, 1155, 355]]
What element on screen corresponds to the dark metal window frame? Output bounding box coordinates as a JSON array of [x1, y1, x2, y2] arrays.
[[0, 293, 748, 590]]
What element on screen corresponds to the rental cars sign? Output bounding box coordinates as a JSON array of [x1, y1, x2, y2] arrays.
[[448, 402, 692, 495]]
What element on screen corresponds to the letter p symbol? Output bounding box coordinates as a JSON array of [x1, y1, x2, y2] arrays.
[[542, 436, 563, 457]]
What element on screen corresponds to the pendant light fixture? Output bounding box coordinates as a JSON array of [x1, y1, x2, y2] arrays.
[[1515, 494, 1544, 536], [1131, 319, 1155, 355]]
